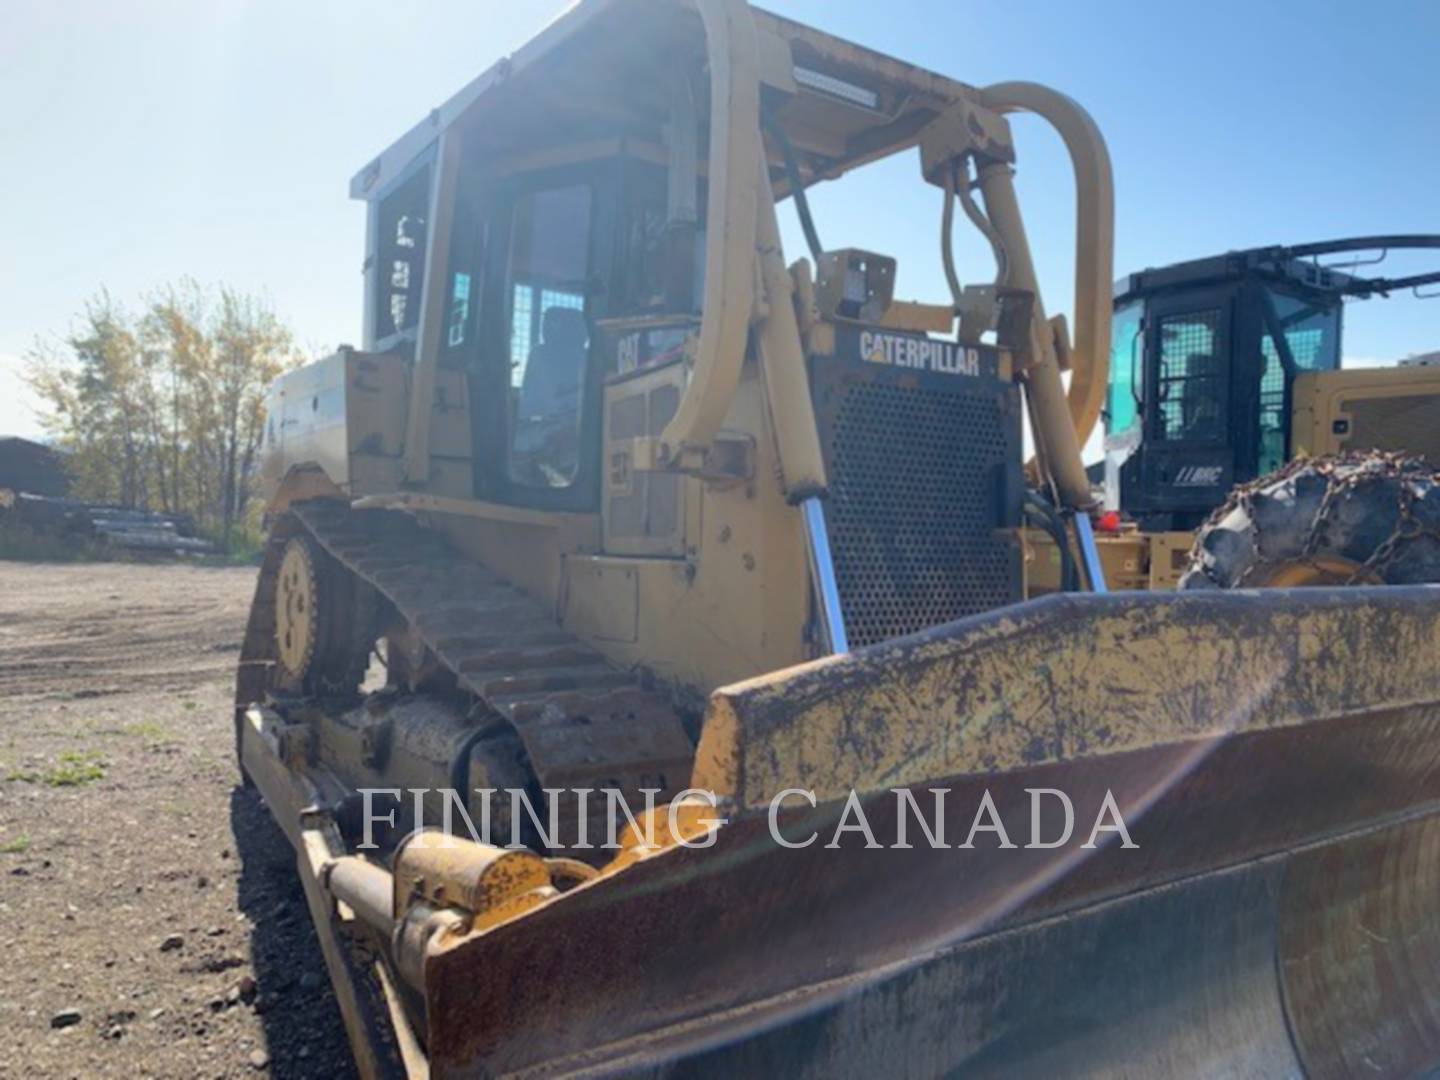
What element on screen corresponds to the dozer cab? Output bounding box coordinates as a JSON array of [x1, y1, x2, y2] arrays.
[[236, 2, 1440, 1075]]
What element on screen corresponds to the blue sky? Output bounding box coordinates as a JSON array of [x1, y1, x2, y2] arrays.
[[2, 0, 1436, 446]]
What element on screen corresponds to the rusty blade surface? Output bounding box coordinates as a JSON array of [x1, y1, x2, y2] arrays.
[[419, 586, 1440, 1077], [1279, 815, 1440, 1079], [693, 586, 1440, 809]]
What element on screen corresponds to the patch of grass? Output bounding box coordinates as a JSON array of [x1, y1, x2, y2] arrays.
[[46, 751, 107, 786], [9, 751, 107, 787], [123, 720, 169, 739], [193, 530, 265, 568], [0, 836, 30, 854]]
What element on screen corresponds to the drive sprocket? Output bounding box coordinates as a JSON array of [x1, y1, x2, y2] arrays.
[[272, 533, 373, 695]]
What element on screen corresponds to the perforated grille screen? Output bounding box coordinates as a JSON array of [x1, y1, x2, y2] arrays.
[[813, 366, 1021, 649]]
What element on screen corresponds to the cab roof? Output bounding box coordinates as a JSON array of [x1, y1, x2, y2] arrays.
[[1114, 235, 1440, 305], [350, 0, 976, 202]]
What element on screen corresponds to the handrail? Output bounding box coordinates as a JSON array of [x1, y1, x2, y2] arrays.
[[981, 82, 1115, 465], [655, 0, 763, 472]]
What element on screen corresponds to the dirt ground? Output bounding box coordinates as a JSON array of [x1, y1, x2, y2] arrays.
[[0, 560, 356, 1079]]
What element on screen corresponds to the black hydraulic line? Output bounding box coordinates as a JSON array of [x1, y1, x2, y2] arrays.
[[763, 109, 824, 262], [1024, 492, 1079, 593], [1278, 235, 1440, 260], [1265, 235, 1440, 299], [941, 160, 963, 308], [1346, 269, 1440, 298]]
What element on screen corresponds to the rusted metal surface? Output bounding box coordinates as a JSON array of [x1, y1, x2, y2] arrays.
[[393, 832, 552, 923], [630, 859, 1303, 1078], [416, 585, 1440, 1076], [240, 708, 411, 1079], [1279, 815, 1440, 1079]]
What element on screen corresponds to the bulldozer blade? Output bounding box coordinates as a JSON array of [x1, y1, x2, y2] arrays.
[[420, 586, 1440, 1077]]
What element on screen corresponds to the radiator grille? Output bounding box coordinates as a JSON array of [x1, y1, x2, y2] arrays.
[[817, 374, 1020, 648]]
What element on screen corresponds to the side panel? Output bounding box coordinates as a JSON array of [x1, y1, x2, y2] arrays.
[[258, 349, 472, 509], [562, 555, 640, 644], [562, 369, 811, 695], [265, 352, 353, 496], [601, 352, 691, 558], [1294, 366, 1440, 463], [1145, 529, 1196, 588]]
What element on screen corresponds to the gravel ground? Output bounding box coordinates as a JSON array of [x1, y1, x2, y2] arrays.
[[0, 560, 356, 1079]]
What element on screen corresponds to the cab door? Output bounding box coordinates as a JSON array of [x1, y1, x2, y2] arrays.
[[1139, 287, 1237, 522], [472, 165, 617, 512]]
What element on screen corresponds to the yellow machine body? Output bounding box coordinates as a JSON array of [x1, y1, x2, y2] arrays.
[[1293, 362, 1440, 462], [235, 2, 1440, 1076]]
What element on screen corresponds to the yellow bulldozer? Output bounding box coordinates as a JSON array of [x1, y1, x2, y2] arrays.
[[235, 1, 1440, 1075]]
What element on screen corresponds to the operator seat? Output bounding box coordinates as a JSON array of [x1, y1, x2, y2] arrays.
[[512, 305, 587, 481], [519, 306, 587, 422]]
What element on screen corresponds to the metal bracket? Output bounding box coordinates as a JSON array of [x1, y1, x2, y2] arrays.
[[621, 433, 755, 485], [918, 99, 1016, 188], [1071, 512, 1109, 594]]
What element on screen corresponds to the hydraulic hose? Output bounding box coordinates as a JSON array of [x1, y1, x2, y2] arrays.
[[1024, 491, 1079, 592], [763, 108, 824, 262], [941, 161, 963, 308], [956, 170, 1009, 287]]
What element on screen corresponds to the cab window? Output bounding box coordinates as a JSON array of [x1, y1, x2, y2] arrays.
[[1106, 300, 1144, 434], [1257, 292, 1340, 473], [375, 164, 431, 342], [1154, 308, 1224, 443], [504, 185, 592, 488]]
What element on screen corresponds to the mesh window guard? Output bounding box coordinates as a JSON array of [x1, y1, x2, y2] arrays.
[[1155, 309, 1223, 442]]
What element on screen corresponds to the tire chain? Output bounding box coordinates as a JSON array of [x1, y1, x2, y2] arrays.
[[1190, 450, 1440, 587]]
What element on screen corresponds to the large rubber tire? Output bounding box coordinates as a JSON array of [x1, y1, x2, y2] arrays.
[[1180, 452, 1440, 589]]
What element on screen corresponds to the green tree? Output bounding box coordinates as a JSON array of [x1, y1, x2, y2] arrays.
[[24, 283, 305, 549]]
